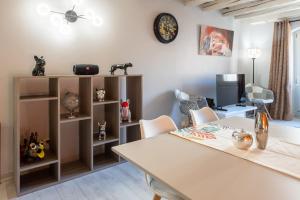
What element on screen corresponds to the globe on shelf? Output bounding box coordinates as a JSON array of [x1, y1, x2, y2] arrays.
[[62, 92, 79, 119]]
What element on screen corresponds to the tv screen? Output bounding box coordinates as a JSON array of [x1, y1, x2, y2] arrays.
[[216, 74, 245, 107]]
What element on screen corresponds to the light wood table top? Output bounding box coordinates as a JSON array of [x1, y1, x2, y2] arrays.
[[112, 117, 300, 200]]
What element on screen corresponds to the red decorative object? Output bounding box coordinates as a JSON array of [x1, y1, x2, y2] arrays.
[[121, 99, 132, 122]]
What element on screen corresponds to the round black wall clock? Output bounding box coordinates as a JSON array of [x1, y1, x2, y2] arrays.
[[154, 13, 179, 44]]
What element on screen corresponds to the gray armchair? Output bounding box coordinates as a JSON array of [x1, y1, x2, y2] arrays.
[[245, 84, 274, 119], [175, 89, 208, 127]]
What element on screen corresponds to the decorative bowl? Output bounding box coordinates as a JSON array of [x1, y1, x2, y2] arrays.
[[232, 129, 253, 150]]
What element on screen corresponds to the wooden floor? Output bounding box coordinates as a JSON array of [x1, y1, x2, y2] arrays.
[[0, 163, 154, 200]]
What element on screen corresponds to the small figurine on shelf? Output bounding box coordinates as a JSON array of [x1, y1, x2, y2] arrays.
[[36, 141, 46, 159], [32, 55, 46, 76], [20, 138, 29, 162], [28, 142, 38, 159], [62, 91, 79, 119], [21, 132, 49, 163], [96, 88, 106, 102], [121, 99, 132, 122], [98, 121, 107, 141], [110, 63, 133, 75]]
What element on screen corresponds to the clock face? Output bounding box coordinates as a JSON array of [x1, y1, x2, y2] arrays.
[[154, 13, 179, 44]]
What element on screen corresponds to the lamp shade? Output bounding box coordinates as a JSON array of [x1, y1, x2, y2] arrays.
[[248, 48, 262, 59]]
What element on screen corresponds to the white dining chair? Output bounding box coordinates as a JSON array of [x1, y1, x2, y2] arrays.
[[140, 115, 184, 200], [190, 107, 219, 127]]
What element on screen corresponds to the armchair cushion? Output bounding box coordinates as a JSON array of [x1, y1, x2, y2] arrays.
[[245, 84, 274, 104]]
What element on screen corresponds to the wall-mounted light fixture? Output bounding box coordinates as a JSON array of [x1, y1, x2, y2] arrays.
[[51, 5, 85, 23], [36, 1, 103, 34]]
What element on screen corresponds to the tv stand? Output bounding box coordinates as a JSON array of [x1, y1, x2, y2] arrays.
[[215, 107, 228, 112], [215, 104, 257, 119]]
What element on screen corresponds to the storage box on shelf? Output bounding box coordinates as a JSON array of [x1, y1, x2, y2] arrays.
[[14, 75, 143, 196]]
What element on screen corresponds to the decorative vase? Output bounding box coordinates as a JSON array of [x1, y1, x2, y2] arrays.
[[255, 111, 269, 150], [232, 129, 253, 150]]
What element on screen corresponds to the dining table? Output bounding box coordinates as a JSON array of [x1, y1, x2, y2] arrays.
[[112, 117, 300, 200]]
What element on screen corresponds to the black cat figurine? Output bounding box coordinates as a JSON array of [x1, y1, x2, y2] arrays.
[[32, 56, 46, 76]]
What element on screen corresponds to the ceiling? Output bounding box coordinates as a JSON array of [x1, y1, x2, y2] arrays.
[[184, 0, 300, 23]]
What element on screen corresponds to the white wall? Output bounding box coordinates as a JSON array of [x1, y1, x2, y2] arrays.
[[0, 0, 236, 178], [236, 22, 274, 87]]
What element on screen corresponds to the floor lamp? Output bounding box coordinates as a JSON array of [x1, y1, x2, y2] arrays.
[[248, 48, 261, 84]]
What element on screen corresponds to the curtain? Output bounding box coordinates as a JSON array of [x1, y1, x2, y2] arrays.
[[268, 19, 293, 120]]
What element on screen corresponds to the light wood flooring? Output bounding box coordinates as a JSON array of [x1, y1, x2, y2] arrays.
[[0, 163, 154, 200]]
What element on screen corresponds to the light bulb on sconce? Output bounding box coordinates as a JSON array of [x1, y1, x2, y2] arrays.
[[60, 24, 72, 35], [83, 10, 95, 21], [72, 0, 84, 6], [50, 15, 64, 28], [36, 3, 51, 16], [84, 10, 104, 27], [93, 17, 104, 27]]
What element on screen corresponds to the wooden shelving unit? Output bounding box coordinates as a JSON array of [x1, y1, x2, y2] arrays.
[[93, 100, 120, 106], [60, 160, 90, 181], [14, 75, 143, 196], [120, 120, 140, 128], [20, 152, 58, 172], [93, 135, 119, 147], [20, 95, 58, 102], [20, 163, 59, 194], [60, 114, 92, 124]]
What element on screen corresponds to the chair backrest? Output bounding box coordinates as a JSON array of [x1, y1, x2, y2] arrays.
[[175, 89, 190, 101], [190, 107, 219, 127], [140, 115, 178, 139], [245, 83, 274, 100]]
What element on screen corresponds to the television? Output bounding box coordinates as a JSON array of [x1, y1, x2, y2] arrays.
[[216, 74, 245, 107]]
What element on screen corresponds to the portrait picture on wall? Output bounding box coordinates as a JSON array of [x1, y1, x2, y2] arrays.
[[199, 25, 234, 57]]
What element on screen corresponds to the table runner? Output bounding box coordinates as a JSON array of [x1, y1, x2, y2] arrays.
[[170, 123, 300, 180]]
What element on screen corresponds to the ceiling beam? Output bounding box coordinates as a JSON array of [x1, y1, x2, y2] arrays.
[[239, 9, 300, 23], [276, 9, 300, 20], [201, 0, 237, 11], [226, 0, 259, 7], [222, 0, 300, 16], [235, 3, 300, 19], [201, 0, 257, 11], [184, 0, 214, 6], [222, 0, 272, 14]]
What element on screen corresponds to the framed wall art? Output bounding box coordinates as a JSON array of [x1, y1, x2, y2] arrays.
[[199, 25, 234, 57]]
